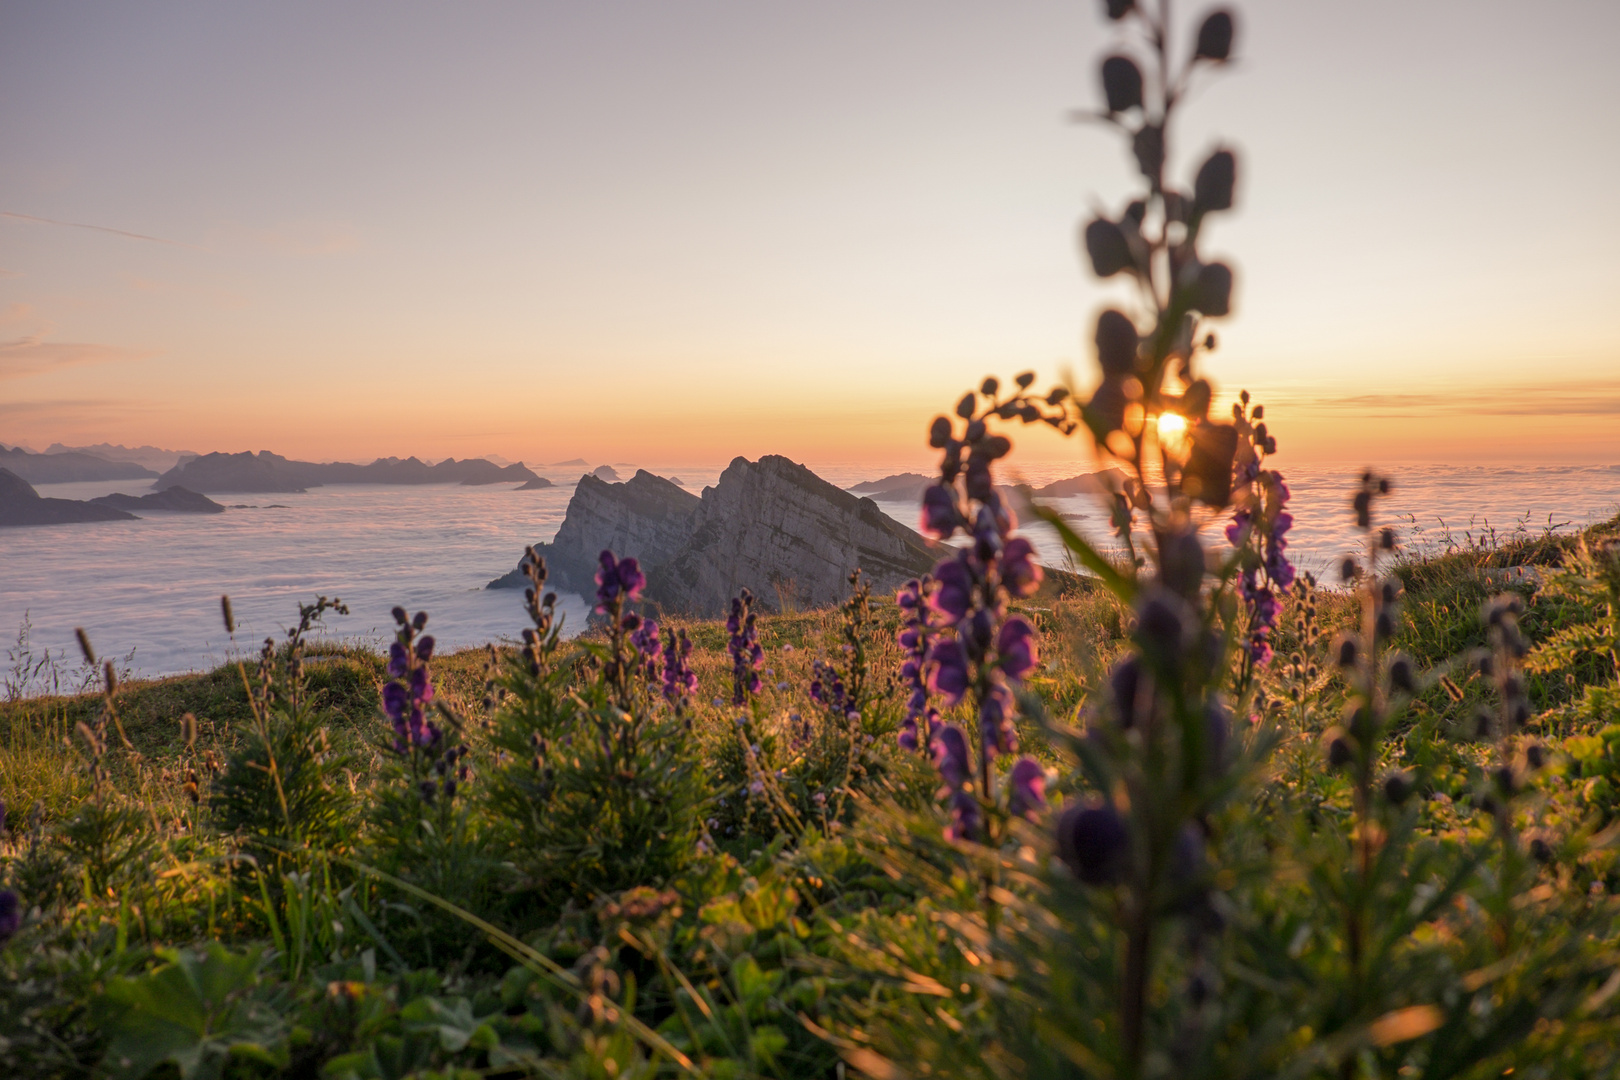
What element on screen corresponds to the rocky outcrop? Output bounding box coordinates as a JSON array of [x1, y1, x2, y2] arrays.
[[46, 442, 195, 472], [489, 470, 700, 592], [154, 451, 541, 492], [848, 472, 932, 502], [657, 457, 937, 615], [0, 469, 138, 527], [0, 445, 157, 484], [1031, 469, 1127, 498], [90, 487, 225, 514], [516, 477, 555, 490], [490, 456, 938, 616]]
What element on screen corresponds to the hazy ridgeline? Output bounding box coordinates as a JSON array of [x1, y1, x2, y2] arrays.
[[5, 4, 1620, 1080]]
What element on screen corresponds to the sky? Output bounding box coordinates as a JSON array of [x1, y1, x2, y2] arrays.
[[2, 0, 1617, 470]]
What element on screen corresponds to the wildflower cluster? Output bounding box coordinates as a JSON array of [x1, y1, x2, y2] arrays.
[[726, 588, 764, 706], [594, 549, 648, 703], [660, 628, 697, 712], [895, 576, 938, 751], [916, 377, 1058, 845], [1226, 394, 1295, 673], [383, 607, 439, 753], [517, 545, 561, 677]]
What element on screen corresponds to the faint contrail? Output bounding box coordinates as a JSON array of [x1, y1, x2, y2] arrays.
[[0, 210, 202, 249]]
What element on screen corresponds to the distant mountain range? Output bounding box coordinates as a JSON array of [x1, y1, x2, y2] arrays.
[[0, 445, 158, 483], [46, 442, 198, 472], [154, 450, 544, 493]]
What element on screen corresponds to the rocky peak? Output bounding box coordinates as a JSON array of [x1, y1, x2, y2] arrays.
[[491, 455, 937, 616]]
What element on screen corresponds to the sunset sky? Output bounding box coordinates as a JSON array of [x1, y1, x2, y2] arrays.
[[2, 0, 1617, 469]]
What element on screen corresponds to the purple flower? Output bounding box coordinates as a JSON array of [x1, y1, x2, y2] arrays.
[[727, 589, 764, 706], [978, 677, 1017, 758], [0, 889, 20, 944], [921, 483, 960, 539], [895, 577, 940, 752], [930, 556, 975, 627], [898, 717, 920, 752], [414, 635, 435, 662], [997, 617, 1038, 682], [1057, 801, 1130, 886], [1001, 537, 1042, 598], [931, 723, 972, 790], [1008, 757, 1046, 819], [944, 790, 983, 843], [1227, 469, 1295, 668], [1107, 655, 1148, 729], [927, 638, 971, 706], [382, 681, 409, 723], [662, 628, 698, 703], [387, 641, 409, 678], [595, 550, 646, 613], [409, 665, 434, 705]]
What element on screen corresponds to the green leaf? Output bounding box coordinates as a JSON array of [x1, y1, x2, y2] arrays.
[[1029, 504, 1135, 602]]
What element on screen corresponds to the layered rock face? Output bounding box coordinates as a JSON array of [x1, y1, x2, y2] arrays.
[[657, 457, 935, 614], [491, 456, 937, 616], [490, 470, 700, 594]]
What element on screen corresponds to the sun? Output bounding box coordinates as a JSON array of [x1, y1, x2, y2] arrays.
[[1156, 413, 1188, 441]]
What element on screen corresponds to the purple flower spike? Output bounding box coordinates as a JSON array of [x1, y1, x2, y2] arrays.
[[930, 557, 974, 627], [898, 717, 919, 751], [931, 723, 972, 791], [409, 665, 434, 705], [382, 681, 409, 723], [997, 617, 1038, 682], [927, 638, 971, 706], [595, 549, 645, 612], [944, 790, 983, 843], [1008, 757, 1047, 819], [1001, 537, 1042, 598], [921, 483, 960, 539], [0, 889, 20, 944], [978, 678, 1017, 757]]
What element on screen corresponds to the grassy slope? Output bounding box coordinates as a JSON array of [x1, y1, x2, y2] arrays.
[[3, 514, 1614, 829]]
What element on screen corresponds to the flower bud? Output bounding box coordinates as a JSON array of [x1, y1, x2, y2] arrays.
[[1133, 124, 1164, 181], [1184, 423, 1237, 506], [1529, 837, 1553, 864], [1095, 309, 1140, 376], [1383, 770, 1413, 805], [1525, 743, 1546, 771], [1101, 55, 1144, 113], [1334, 633, 1359, 669], [1158, 524, 1206, 599], [928, 415, 953, 448], [1084, 218, 1134, 277], [1102, 0, 1134, 20], [1193, 149, 1235, 213], [1191, 261, 1233, 316], [1323, 727, 1353, 768], [1339, 557, 1358, 583], [1194, 10, 1235, 61], [1057, 800, 1130, 886], [1493, 764, 1516, 797], [1388, 655, 1415, 694]]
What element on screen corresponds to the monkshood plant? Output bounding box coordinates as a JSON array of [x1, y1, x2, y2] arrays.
[[210, 596, 357, 879], [485, 549, 705, 910], [891, 2, 1274, 1071]]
